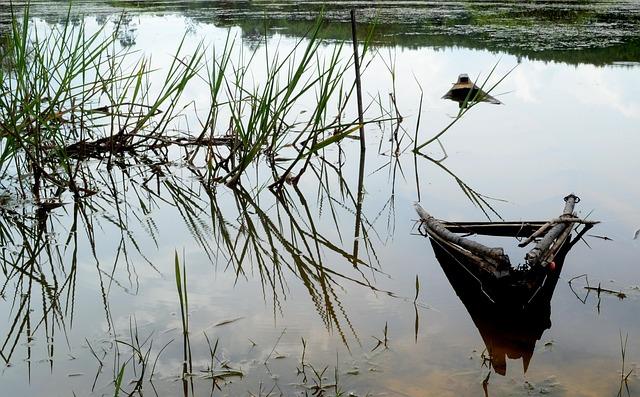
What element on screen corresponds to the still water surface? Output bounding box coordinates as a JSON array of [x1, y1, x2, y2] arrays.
[[1, 2, 639, 396]]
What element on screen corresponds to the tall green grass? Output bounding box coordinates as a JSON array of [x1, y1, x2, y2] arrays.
[[0, 5, 207, 200], [0, 7, 395, 379], [0, 6, 391, 202]]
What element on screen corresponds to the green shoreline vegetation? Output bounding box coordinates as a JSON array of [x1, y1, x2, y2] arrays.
[[0, 2, 638, 396], [2, 0, 640, 65], [0, 7, 402, 393]]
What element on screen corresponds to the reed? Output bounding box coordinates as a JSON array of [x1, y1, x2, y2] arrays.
[[174, 251, 192, 381], [0, 5, 511, 396], [1, 5, 393, 203], [617, 331, 634, 397], [0, 5, 207, 200]]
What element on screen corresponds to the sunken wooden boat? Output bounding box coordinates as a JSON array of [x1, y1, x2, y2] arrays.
[[416, 194, 598, 375], [415, 194, 598, 307], [442, 73, 502, 108]]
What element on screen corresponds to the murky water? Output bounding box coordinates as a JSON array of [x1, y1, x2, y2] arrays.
[[1, 2, 639, 396]]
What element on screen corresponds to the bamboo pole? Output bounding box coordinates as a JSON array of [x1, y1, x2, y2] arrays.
[[350, 9, 365, 151], [525, 194, 579, 267]]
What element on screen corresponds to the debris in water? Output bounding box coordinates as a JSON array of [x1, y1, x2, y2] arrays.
[[442, 73, 502, 108], [214, 317, 244, 327], [588, 234, 613, 241], [415, 194, 598, 375], [584, 284, 627, 300]]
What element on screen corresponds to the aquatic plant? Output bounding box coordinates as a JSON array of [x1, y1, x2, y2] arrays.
[[0, 5, 394, 204], [0, 5, 538, 396], [0, 3, 394, 368], [0, 5, 206, 201]]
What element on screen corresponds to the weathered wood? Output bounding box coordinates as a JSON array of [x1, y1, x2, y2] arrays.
[[414, 204, 510, 269], [439, 218, 597, 238], [539, 223, 573, 267], [418, 194, 594, 312], [439, 221, 545, 237], [525, 194, 579, 268], [416, 194, 593, 273], [518, 216, 598, 247], [584, 285, 627, 299], [427, 231, 506, 277]]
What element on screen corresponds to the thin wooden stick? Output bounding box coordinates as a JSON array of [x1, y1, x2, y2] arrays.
[[584, 285, 626, 299], [518, 216, 598, 247], [350, 9, 365, 151]]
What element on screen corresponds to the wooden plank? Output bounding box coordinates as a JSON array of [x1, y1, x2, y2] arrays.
[[438, 221, 546, 237], [437, 218, 596, 238]]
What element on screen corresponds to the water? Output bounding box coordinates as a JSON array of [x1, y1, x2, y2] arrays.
[[1, 2, 639, 396]]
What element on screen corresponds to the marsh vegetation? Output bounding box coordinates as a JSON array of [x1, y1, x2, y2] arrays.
[[0, 2, 639, 396]]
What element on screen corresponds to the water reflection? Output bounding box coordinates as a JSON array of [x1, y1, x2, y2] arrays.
[[1, 5, 639, 396], [0, 87, 511, 394], [0, 152, 387, 393], [0, 12, 399, 393], [3, 1, 640, 65]]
